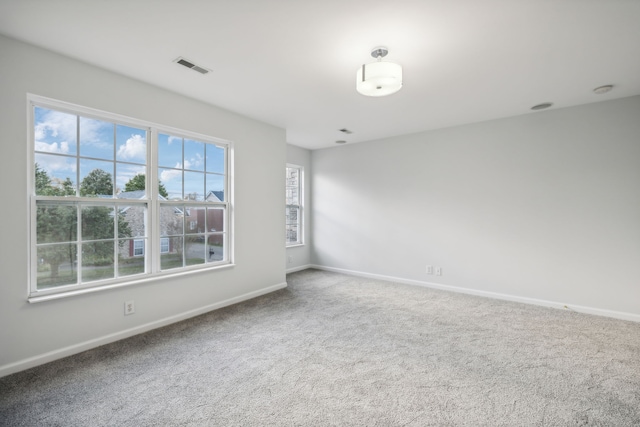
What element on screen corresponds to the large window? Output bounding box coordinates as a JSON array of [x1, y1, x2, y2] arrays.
[[29, 95, 232, 300], [285, 165, 303, 246]]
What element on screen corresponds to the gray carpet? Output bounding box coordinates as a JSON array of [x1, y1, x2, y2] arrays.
[[1, 269, 639, 426]]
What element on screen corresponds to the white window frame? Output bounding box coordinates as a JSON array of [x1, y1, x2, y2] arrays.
[[285, 164, 303, 247], [27, 94, 234, 302]]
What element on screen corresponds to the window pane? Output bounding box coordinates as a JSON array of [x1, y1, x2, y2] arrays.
[[159, 168, 182, 200], [185, 207, 206, 234], [206, 206, 224, 232], [37, 203, 77, 243], [206, 144, 225, 174], [119, 205, 145, 238], [286, 167, 300, 205], [37, 243, 78, 289], [286, 188, 299, 205], [117, 164, 147, 198], [185, 235, 206, 266], [82, 241, 114, 282], [80, 116, 114, 160], [79, 160, 113, 197], [286, 206, 299, 224], [286, 206, 300, 244], [205, 174, 224, 201], [184, 171, 204, 200], [160, 205, 184, 236], [184, 139, 205, 171], [116, 124, 147, 163], [34, 107, 77, 156], [207, 234, 224, 262], [286, 225, 299, 244], [34, 154, 77, 196], [158, 133, 182, 169], [160, 236, 183, 270], [118, 239, 146, 277], [82, 205, 115, 240]]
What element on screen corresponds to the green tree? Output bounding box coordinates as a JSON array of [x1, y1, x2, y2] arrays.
[[124, 173, 168, 198], [78, 169, 131, 265], [80, 168, 113, 197], [35, 164, 75, 196], [34, 165, 131, 284], [60, 177, 75, 195], [35, 164, 53, 195], [35, 164, 77, 280], [36, 204, 77, 281]]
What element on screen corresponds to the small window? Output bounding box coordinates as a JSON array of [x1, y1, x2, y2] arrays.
[[160, 237, 170, 254], [133, 239, 144, 257], [286, 165, 303, 246]]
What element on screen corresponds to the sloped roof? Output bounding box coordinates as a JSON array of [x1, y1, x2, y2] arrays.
[[205, 191, 224, 202]]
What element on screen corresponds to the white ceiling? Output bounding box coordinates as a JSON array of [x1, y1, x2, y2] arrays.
[[1, 0, 639, 150]]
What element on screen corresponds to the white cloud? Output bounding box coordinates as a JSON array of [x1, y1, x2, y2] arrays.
[[35, 153, 76, 174], [34, 109, 76, 154], [116, 166, 146, 190], [168, 135, 181, 145], [188, 153, 204, 169], [35, 110, 76, 140], [117, 134, 146, 160], [79, 116, 112, 144], [160, 168, 182, 182], [35, 140, 70, 154]]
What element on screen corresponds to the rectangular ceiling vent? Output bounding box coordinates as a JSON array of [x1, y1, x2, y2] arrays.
[[174, 57, 210, 75]]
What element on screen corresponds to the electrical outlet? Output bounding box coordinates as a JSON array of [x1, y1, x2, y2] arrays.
[[435, 267, 442, 276], [124, 300, 135, 315], [426, 265, 433, 274]]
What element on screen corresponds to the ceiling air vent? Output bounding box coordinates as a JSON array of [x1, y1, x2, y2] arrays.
[[174, 57, 210, 75], [339, 128, 353, 134]]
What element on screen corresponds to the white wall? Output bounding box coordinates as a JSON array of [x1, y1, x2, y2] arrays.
[[286, 144, 312, 271], [0, 35, 287, 376], [311, 96, 640, 320]]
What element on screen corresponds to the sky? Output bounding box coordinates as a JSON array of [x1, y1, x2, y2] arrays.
[[34, 106, 226, 199]]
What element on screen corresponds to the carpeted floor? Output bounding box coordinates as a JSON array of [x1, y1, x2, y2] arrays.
[[1, 269, 639, 426]]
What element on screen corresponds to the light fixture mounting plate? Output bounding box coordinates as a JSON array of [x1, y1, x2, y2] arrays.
[[371, 47, 388, 59]]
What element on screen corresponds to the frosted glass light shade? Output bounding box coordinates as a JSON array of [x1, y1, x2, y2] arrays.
[[356, 61, 403, 97]]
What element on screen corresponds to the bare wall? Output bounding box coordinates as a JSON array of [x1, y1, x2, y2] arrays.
[[311, 96, 640, 319], [0, 35, 287, 376]]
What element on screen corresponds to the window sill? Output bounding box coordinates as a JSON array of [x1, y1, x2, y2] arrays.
[[28, 263, 235, 304], [286, 243, 305, 249]]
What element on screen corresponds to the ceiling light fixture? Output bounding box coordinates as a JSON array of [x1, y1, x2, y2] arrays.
[[356, 47, 402, 97]]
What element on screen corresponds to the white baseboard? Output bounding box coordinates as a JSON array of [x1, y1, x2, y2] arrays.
[[0, 282, 287, 378], [309, 264, 640, 323], [286, 264, 312, 274]]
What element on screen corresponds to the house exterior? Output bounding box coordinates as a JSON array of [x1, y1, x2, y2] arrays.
[[117, 190, 183, 259], [117, 190, 224, 259]]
